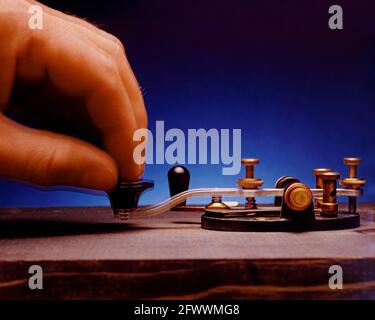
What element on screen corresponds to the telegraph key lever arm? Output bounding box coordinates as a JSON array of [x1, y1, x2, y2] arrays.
[[111, 187, 361, 219]]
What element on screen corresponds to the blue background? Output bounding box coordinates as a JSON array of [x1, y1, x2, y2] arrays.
[[0, 0, 374, 207]]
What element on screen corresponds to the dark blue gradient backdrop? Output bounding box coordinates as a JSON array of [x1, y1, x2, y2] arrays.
[[0, 0, 374, 207]]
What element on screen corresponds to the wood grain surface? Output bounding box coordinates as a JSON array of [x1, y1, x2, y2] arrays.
[[0, 204, 374, 300]]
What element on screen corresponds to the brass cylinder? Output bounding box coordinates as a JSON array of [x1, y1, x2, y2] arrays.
[[323, 180, 336, 204], [246, 166, 254, 179], [320, 172, 340, 216], [313, 168, 331, 208], [349, 166, 357, 179]]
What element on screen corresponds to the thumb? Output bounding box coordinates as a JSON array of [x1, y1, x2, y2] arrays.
[[0, 114, 118, 191]]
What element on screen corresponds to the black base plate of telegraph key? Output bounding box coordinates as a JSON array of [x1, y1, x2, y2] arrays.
[[201, 210, 360, 232]]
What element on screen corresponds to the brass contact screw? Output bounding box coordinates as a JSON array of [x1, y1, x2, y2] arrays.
[[343, 157, 361, 178], [313, 168, 331, 208], [340, 157, 366, 213], [320, 172, 340, 217], [237, 158, 263, 209], [242, 158, 259, 178]]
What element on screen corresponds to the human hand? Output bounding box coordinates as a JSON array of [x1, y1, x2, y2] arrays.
[[0, 0, 147, 191]]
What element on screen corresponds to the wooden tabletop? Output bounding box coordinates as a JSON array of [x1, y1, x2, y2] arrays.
[[0, 204, 374, 299]]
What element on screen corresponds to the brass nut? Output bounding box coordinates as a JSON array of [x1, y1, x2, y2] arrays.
[[340, 178, 366, 189], [284, 183, 312, 211], [205, 196, 230, 210], [237, 178, 263, 189], [205, 201, 230, 210]]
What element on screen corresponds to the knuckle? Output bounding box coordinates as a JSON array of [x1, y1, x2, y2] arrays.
[[99, 56, 122, 89], [102, 55, 120, 76], [109, 35, 126, 56]]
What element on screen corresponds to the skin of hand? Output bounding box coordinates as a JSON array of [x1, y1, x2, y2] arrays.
[[0, 0, 147, 191]]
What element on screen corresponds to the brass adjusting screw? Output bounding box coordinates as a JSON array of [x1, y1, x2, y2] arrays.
[[343, 157, 361, 178], [313, 168, 332, 208], [340, 157, 366, 213], [237, 158, 263, 209], [284, 183, 313, 212], [320, 172, 340, 217]]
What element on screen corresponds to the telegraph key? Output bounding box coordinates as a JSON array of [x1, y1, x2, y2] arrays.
[[108, 157, 366, 232]]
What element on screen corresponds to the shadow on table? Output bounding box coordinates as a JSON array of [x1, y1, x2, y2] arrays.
[[0, 219, 153, 239]]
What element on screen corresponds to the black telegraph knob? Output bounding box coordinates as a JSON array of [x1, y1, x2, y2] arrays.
[[108, 180, 154, 218], [168, 165, 190, 206]]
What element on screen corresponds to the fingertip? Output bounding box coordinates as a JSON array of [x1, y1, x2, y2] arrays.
[[118, 163, 144, 183], [81, 168, 117, 192], [79, 152, 119, 192]]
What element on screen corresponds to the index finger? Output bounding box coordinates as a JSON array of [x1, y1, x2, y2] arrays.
[[26, 13, 147, 181]]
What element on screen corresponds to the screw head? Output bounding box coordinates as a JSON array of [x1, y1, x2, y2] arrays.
[[241, 158, 259, 166], [313, 168, 332, 176], [284, 183, 312, 211], [320, 171, 340, 181], [344, 157, 362, 166]]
